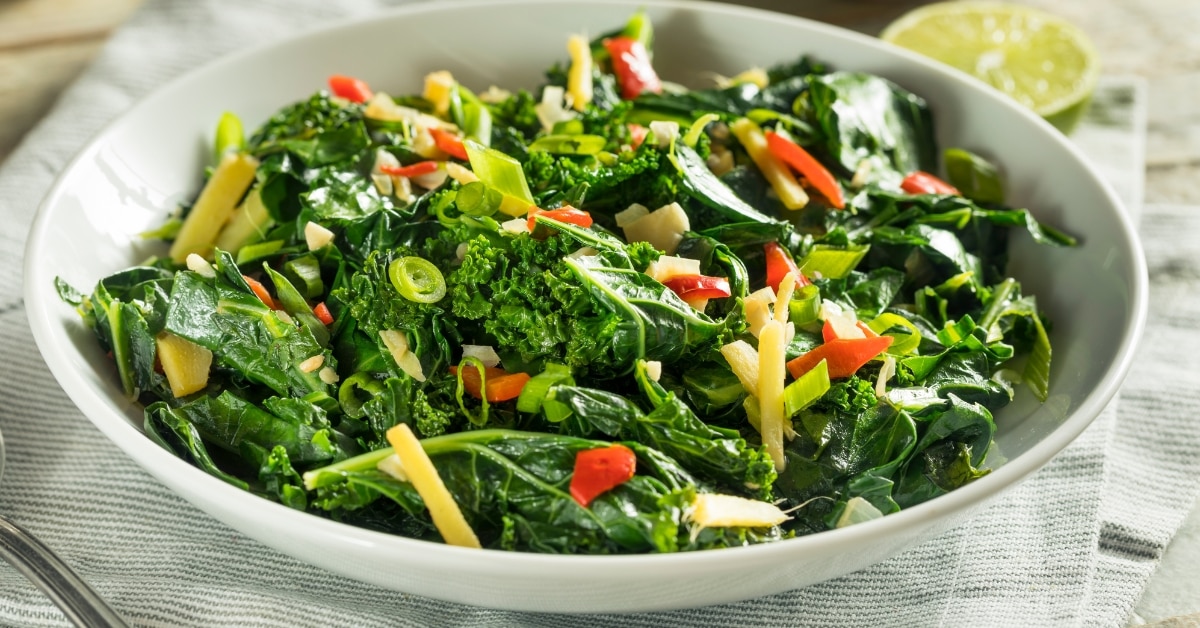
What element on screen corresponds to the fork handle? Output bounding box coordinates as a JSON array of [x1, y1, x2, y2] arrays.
[[0, 515, 129, 628]]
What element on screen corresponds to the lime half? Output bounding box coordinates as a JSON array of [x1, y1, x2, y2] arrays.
[[881, 2, 1099, 134]]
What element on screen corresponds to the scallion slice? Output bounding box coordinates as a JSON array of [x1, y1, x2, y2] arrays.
[[388, 256, 447, 303]]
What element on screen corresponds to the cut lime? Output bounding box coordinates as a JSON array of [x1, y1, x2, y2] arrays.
[[881, 2, 1099, 134]]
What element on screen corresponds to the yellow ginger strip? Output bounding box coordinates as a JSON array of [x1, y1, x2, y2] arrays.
[[730, 118, 808, 210], [169, 151, 259, 262], [386, 424, 482, 549], [690, 493, 788, 528], [774, 271, 797, 325], [757, 320, 787, 471], [566, 34, 594, 111]]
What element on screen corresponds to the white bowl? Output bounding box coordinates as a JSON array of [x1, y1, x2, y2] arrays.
[[24, 0, 1147, 613]]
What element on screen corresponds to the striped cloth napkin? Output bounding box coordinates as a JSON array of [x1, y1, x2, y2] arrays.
[[1, 1, 1196, 626]]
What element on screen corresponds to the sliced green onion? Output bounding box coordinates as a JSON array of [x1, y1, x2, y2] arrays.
[[944, 147, 1004, 204], [456, 181, 503, 217], [516, 363, 574, 413], [787, 284, 822, 327], [867, 312, 922, 355], [465, 139, 534, 216], [462, 99, 492, 147], [338, 372, 384, 419], [214, 111, 244, 164], [454, 356, 490, 427], [798, 244, 869, 280], [783, 358, 830, 418], [236, 240, 285, 266], [528, 134, 607, 155], [388, 256, 446, 303], [283, 254, 324, 299], [551, 119, 585, 135], [622, 9, 654, 48], [683, 113, 720, 148]]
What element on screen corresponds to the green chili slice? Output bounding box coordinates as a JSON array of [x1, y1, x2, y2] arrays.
[[388, 256, 447, 303]]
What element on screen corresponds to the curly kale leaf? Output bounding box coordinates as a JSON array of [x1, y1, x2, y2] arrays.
[[523, 143, 678, 212], [332, 249, 457, 374]]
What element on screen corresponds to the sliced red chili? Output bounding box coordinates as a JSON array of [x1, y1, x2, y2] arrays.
[[603, 36, 663, 99], [764, 131, 846, 209], [527, 207, 594, 232], [786, 335, 894, 380], [569, 444, 637, 507], [900, 171, 960, 195], [662, 274, 732, 300], [328, 75, 373, 103], [429, 127, 469, 161], [379, 161, 441, 178]]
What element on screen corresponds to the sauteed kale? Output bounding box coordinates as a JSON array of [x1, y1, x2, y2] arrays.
[[60, 12, 1073, 553]]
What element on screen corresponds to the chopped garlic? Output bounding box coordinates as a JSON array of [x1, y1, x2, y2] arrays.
[[376, 453, 408, 482], [411, 167, 449, 190], [614, 203, 650, 228], [445, 162, 478, 185], [462, 344, 501, 368], [720, 340, 760, 393], [412, 126, 442, 159], [304, 221, 335, 251], [371, 173, 393, 196], [185, 253, 216, 278], [373, 147, 401, 173], [298, 354, 325, 373], [455, 242, 469, 262], [835, 496, 884, 528], [644, 361, 662, 382], [850, 159, 872, 190], [501, 217, 531, 235], [744, 287, 776, 338], [380, 330, 426, 382], [479, 85, 511, 104], [649, 120, 679, 148], [392, 175, 415, 204], [534, 85, 576, 132], [318, 366, 340, 385], [423, 70, 456, 116], [875, 355, 896, 398], [622, 202, 690, 254], [644, 255, 702, 283], [819, 300, 864, 340]]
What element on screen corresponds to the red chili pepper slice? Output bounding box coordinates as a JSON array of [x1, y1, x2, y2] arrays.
[[662, 274, 732, 300], [786, 335, 894, 380], [379, 161, 441, 178], [429, 127, 469, 161], [628, 123, 649, 150], [313, 302, 334, 326], [603, 36, 663, 99], [242, 275, 277, 310], [764, 131, 846, 209], [569, 444, 637, 507], [328, 75, 373, 104], [900, 171, 960, 195], [763, 242, 809, 292], [527, 207, 594, 232]]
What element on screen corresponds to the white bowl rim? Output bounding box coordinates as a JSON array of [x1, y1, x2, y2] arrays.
[[22, 0, 1149, 581]]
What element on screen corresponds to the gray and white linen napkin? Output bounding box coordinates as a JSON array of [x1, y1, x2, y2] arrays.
[[0, 1, 1195, 626]]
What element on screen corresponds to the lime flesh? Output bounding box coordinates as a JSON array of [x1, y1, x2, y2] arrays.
[[881, 2, 1099, 133]]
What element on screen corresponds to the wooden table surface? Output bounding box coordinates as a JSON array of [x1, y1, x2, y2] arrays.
[[2, 0, 1197, 625]]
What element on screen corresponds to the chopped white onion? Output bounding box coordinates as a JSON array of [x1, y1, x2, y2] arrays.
[[462, 345, 501, 368], [185, 253, 216, 278]]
